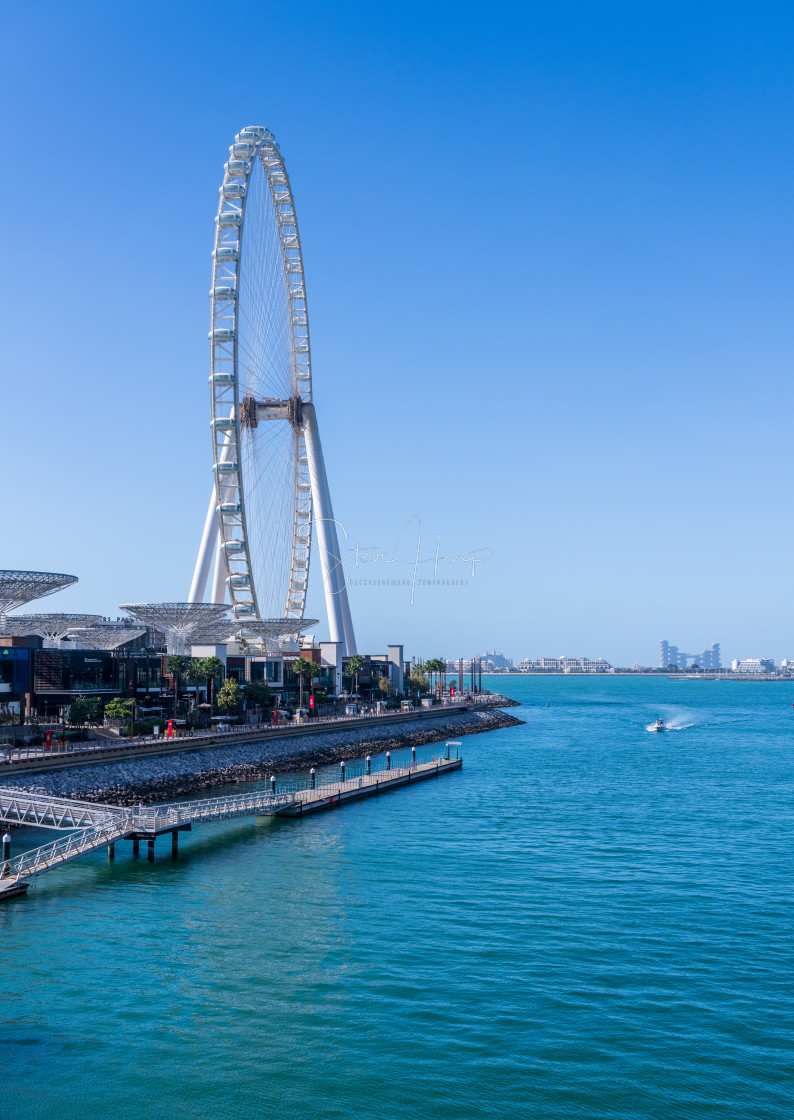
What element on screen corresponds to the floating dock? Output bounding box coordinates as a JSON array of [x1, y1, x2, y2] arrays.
[[0, 752, 462, 900]]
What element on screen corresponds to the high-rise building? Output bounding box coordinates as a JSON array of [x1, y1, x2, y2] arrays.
[[659, 640, 721, 669]]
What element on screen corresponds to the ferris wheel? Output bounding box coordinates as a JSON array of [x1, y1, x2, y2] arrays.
[[189, 126, 356, 654]]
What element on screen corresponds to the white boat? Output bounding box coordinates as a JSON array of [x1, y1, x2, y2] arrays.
[[650, 718, 666, 732]]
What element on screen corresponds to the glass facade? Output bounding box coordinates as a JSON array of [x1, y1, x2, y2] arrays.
[[132, 657, 162, 691], [227, 658, 246, 683], [0, 648, 30, 695], [32, 651, 164, 696]]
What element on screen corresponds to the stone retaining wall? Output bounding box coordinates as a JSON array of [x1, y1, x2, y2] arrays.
[[2, 706, 523, 806]]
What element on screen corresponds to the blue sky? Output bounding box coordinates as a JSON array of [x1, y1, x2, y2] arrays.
[[2, 1, 793, 665]]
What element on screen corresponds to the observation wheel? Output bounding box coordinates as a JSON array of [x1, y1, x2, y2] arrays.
[[209, 126, 312, 621]]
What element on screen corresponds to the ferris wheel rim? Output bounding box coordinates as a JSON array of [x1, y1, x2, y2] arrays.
[[209, 126, 313, 622]]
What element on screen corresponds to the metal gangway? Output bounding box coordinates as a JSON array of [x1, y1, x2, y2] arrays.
[[0, 788, 126, 830], [0, 786, 299, 897]]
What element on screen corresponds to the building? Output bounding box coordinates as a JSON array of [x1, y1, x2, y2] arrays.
[[0, 629, 407, 729], [445, 652, 513, 673], [731, 658, 775, 674], [659, 640, 721, 670], [516, 656, 612, 673]]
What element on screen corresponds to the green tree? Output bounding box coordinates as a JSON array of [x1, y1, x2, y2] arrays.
[[67, 700, 90, 727], [244, 678, 273, 710], [182, 657, 211, 711], [408, 665, 429, 695], [291, 656, 315, 709], [423, 658, 446, 695], [202, 656, 225, 712], [166, 655, 190, 715], [216, 677, 241, 716], [84, 697, 102, 722], [67, 696, 102, 727], [346, 654, 365, 696], [105, 698, 134, 721], [378, 676, 393, 699]]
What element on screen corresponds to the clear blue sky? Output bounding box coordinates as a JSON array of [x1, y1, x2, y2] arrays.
[[2, 1, 793, 665]]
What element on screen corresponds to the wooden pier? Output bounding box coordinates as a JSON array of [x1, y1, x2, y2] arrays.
[[0, 752, 462, 900]]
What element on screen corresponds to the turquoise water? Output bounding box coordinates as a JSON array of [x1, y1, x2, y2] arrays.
[[2, 675, 792, 1119]]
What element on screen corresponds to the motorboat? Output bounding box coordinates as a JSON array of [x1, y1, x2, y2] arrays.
[[650, 718, 666, 732]]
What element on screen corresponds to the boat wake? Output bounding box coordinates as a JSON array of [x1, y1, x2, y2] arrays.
[[644, 713, 696, 732]]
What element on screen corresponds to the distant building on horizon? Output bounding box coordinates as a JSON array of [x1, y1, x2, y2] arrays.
[[445, 651, 513, 673], [731, 658, 775, 674], [517, 656, 612, 673], [659, 640, 721, 670]]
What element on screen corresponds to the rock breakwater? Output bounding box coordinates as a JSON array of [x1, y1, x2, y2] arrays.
[[3, 706, 523, 805]]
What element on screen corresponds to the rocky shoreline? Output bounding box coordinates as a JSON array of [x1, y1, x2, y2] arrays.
[[2, 702, 523, 806]]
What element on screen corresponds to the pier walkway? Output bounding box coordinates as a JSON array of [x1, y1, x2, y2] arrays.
[[0, 751, 463, 900]]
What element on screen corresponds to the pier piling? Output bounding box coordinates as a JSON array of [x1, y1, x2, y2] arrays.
[[132, 838, 139, 856], [148, 839, 155, 861], [108, 843, 115, 861], [1, 833, 9, 878], [171, 831, 179, 857]]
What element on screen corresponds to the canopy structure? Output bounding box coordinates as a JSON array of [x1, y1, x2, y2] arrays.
[[0, 570, 78, 635], [7, 614, 104, 648], [120, 603, 230, 655], [191, 617, 319, 651], [67, 625, 148, 650]]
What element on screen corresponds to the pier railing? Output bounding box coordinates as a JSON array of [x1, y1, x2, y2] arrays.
[[2, 816, 136, 883]]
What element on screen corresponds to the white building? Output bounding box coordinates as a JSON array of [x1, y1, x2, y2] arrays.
[[731, 658, 775, 674], [445, 651, 513, 673], [517, 656, 611, 673]]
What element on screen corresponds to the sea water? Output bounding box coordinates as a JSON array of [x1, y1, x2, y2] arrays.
[[1, 675, 791, 1119]]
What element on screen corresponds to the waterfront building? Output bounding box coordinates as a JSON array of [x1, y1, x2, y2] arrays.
[[659, 640, 721, 670], [731, 658, 775, 674], [0, 631, 406, 728], [516, 656, 612, 673]]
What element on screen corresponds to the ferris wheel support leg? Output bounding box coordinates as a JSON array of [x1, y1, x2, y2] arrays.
[[189, 487, 219, 603], [211, 536, 228, 605], [302, 404, 356, 654]]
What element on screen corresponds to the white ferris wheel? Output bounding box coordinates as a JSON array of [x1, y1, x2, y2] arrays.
[[189, 125, 356, 655]]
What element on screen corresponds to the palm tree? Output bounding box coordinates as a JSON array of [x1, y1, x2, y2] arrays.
[[346, 654, 364, 697], [291, 656, 315, 710], [182, 658, 210, 714], [408, 663, 428, 697], [202, 656, 225, 713], [166, 655, 189, 716], [423, 658, 446, 697]]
